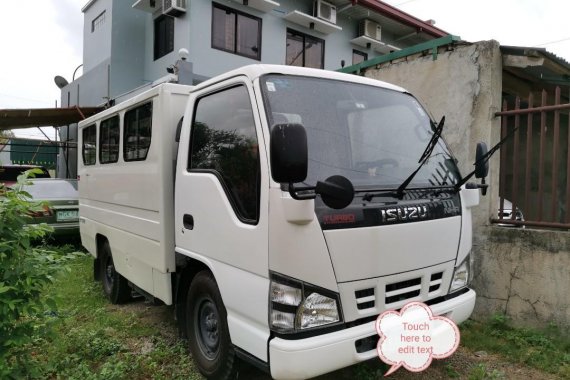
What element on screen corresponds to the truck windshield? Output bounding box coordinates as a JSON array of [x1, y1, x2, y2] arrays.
[[260, 75, 461, 190]]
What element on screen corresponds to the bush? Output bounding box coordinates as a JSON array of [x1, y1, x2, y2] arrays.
[[0, 170, 77, 377]]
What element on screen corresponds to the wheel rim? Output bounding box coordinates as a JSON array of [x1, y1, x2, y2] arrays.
[[195, 297, 220, 360], [103, 255, 115, 292]]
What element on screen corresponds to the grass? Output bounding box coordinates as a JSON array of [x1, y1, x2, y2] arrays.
[[460, 314, 570, 378], [19, 249, 201, 380], [12, 245, 570, 379]]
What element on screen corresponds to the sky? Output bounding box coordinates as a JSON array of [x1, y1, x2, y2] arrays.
[[1, 0, 569, 139]]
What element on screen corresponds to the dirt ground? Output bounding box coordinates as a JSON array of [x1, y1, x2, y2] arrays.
[[112, 298, 559, 380]]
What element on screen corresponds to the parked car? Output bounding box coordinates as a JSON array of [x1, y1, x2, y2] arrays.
[[497, 199, 524, 226], [20, 178, 79, 237], [0, 165, 50, 187]]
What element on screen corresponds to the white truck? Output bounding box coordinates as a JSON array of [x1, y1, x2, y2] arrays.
[[78, 64, 488, 379]]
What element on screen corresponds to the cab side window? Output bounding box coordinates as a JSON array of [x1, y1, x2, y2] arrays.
[[189, 85, 260, 223]]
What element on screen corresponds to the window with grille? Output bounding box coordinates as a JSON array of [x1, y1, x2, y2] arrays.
[[92, 11, 106, 33], [99, 116, 120, 164], [82, 124, 96, 165], [124, 102, 152, 162]]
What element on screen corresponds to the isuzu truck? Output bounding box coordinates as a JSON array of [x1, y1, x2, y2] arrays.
[[78, 64, 488, 379]]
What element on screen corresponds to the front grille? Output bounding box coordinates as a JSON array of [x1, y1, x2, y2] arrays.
[[429, 272, 443, 292], [355, 288, 375, 310], [385, 277, 421, 305]]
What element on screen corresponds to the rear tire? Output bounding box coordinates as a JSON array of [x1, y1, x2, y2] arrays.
[[100, 240, 132, 304], [186, 271, 237, 380]]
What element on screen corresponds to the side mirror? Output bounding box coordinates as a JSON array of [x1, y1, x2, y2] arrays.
[[316, 175, 354, 209], [474, 142, 489, 196], [475, 142, 489, 179], [270, 123, 308, 184]]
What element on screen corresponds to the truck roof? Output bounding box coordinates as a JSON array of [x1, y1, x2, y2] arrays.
[[193, 64, 407, 94], [79, 65, 407, 128], [78, 83, 193, 127]]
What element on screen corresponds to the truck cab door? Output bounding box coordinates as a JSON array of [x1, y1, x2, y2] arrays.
[[174, 77, 270, 362]]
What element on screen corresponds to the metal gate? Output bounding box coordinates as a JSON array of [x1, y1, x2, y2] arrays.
[[494, 87, 570, 228]]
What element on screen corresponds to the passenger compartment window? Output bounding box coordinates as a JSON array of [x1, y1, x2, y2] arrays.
[[82, 124, 96, 165], [189, 85, 260, 223], [124, 102, 153, 162], [99, 116, 120, 164]]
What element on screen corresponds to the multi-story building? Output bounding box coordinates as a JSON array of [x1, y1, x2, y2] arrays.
[[63, 0, 448, 107], [57, 0, 449, 176]]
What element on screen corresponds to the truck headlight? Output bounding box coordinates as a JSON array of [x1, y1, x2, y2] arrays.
[[270, 273, 342, 333], [450, 252, 473, 292]]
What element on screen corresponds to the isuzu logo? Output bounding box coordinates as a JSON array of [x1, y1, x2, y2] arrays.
[[381, 205, 428, 223]]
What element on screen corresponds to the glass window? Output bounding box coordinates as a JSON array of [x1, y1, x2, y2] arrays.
[[99, 116, 120, 164], [189, 85, 260, 222], [154, 15, 174, 60], [92, 11, 106, 33], [260, 75, 460, 189], [352, 50, 368, 65], [124, 103, 153, 162], [82, 124, 96, 165], [286, 29, 324, 69], [212, 4, 261, 60]]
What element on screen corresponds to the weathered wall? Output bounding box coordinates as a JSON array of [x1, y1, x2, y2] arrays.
[[475, 227, 570, 328], [364, 41, 570, 329]]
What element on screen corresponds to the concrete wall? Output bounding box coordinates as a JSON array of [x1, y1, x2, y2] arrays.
[[109, 0, 147, 98], [475, 227, 570, 329], [364, 41, 570, 329], [83, 0, 112, 72]]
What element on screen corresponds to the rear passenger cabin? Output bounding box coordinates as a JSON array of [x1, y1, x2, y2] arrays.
[[78, 83, 192, 304]]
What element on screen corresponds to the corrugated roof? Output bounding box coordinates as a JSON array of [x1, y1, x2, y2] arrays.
[[501, 45, 570, 70], [0, 107, 104, 130]]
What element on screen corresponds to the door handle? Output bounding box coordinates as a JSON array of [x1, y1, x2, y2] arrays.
[[183, 214, 194, 230]]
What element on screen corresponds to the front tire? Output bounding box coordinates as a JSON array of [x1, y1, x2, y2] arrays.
[[186, 271, 237, 379], [100, 241, 132, 304]]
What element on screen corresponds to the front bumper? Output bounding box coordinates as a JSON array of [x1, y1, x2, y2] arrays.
[[269, 288, 476, 380]]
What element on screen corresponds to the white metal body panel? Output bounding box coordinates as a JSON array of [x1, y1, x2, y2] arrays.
[[174, 75, 271, 361], [75, 65, 478, 375], [324, 217, 461, 283], [78, 83, 192, 304], [269, 289, 475, 380], [457, 187, 479, 265], [175, 247, 270, 361], [267, 189, 339, 291]]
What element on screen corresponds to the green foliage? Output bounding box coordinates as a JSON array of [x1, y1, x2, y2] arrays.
[[19, 255, 200, 380], [0, 170, 79, 377], [461, 315, 570, 377], [467, 364, 505, 380], [444, 362, 460, 378]]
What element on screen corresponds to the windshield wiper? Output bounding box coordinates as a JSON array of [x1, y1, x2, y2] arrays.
[[396, 116, 446, 199], [360, 184, 455, 202]]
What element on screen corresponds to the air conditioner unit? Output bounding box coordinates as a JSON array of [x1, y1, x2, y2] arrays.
[[359, 19, 381, 41], [162, 0, 186, 17], [314, 0, 337, 24]]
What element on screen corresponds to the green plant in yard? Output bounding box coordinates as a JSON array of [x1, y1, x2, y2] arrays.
[[467, 363, 504, 380], [461, 314, 570, 378], [0, 170, 78, 378]]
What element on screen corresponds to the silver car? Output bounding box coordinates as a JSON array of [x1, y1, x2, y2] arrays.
[[21, 179, 79, 236]]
